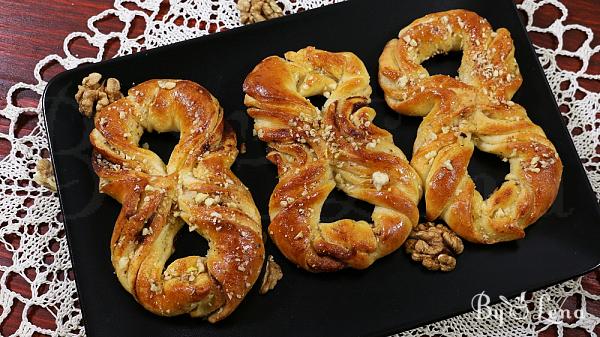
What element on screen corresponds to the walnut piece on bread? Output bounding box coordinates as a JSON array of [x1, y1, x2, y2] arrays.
[[259, 255, 283, 294], [405, 222, 464, 272], [74, 72, 123, 117]]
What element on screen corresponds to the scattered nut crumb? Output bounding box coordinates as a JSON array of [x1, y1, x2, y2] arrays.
[[240, 142, 247, 154], [74, 72, 123, 117], [33, 158, 57, 192], [118, 256, 129, 270], [238, 0, 283, 25], [372, 171, 389, 191], [141, 227, 153, 236], [442, 159, 454, 171], [149, 280, 161, 293], [404, 222, 464, 272], [259, 255, 283, 294]]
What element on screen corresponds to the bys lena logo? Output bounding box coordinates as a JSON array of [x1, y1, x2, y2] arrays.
[[471, 291, 585, 326], [471, 291, 529, 325]]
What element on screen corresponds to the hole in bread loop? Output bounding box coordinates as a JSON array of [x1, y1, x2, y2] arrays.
[[421, 51, 463, 78], [467, 149, 510, 199], [305, 94, 328, 111], [138, 131, 179, 165], [164, 223, 210, 270], [321, 187, 374, 223], [297, 71, 338, 110]]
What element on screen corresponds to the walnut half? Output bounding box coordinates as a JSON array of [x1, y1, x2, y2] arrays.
[[238, 0, 283, 25], [74, 72, 123, 117], [259, 255, 283, 294], [405, 222, 464, 272], [33, 158, 57, 192]]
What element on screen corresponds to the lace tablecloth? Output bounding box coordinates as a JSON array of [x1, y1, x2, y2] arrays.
[[0, 0, 598, 336]]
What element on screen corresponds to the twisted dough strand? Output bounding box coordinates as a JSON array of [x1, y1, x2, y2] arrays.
[[90, 80, 264, 322], [244, 47, 422, 272], [379, 10, 562, 243]]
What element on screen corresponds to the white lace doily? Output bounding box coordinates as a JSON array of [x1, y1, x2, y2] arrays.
[[0, 1, 597, 336]]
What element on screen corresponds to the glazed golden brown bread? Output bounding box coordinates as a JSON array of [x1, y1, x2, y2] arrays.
[[89, 79, 264, 322], [243, 47, 422, 272], [379, 10, 562, 243]]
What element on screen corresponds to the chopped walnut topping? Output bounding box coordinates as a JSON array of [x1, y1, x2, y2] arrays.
[[197, 259, 206, 273], [33, 158, 57, 192], [259, 255, 283, 295], [524, 155, 545, 173], [372, 171, 389, 191], [238, 0, 283, 25], [118, 256, 129, 270], [194, 192, 208, 203], [494, 207, 507, 218], [442, 159, 454, 171], [204, 196, 219, 206], [405, 222, 464, 272], [74, 72, 123, 117], [149, 281, 161, 293], [424, 150, 437, 160]]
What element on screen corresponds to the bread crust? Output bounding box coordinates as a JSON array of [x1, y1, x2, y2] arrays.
[[378, 10, 562, 243], [244, 47, 422, 272], [90, 79, 264, 322]]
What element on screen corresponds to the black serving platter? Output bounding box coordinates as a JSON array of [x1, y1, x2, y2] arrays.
[[42, 0, 600, 336]]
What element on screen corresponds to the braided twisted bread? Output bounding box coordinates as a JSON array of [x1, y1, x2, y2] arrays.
[[90, 80, 264, 322], [379, 10, 562, 244], [243, 47, 422, 272]]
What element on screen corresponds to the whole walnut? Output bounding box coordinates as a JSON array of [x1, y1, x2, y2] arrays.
[[74, 72, 123, 117], [405, 222, 464, 272], [238, 0, 283, 25]]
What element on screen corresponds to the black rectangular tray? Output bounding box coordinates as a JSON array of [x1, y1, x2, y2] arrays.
[[42, 0, 600, 336]]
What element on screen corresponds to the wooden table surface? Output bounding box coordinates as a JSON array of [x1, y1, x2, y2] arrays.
[[0, 0, 598, 336]]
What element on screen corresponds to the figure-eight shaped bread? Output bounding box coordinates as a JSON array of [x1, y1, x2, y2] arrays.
[[90, 80, 264, 322], [244, 47, 422, 272], [379, 10, 562, 243]]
